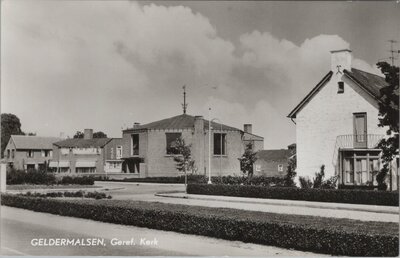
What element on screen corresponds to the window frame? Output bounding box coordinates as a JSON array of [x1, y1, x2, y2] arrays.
[[131, 134, 139, 156], [165, 132, 182, 155], [213, 133, 227, 156]]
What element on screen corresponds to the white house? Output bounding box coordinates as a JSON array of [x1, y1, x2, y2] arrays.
[[288, 49, 398, 190]]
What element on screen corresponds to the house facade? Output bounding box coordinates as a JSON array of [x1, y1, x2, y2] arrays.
[[121, 114, 263, 178], [254, 144, 295, 177], [50, 129, 124, 175], [288, 49, 398, 190], [3, 135, 62, 171]]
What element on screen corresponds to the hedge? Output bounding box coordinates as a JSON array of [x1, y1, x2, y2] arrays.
[[23, 191, 112, 199], [102, 175, 285, 186], [1, 195, 397, 256], [6, 169, 97, 185], [187, 184, 399, 206]]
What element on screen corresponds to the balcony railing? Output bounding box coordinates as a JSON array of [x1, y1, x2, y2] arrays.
[[332, 134, 384, 166]]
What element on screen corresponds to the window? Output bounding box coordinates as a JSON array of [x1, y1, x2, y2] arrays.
[[213, 133, 226, 155], [27, 150, 34, 158], [110, 148, 114, 159], [255, 164, 261, 172], [166, 133, 181, 155], [11, 150, 15, 158], [7, 149, 10, 159], [132, 134, 139, 155], [42, 150, 51, 157], [344, 158, 354, 184], [278, 164, 284, 172], [116, 146, 123, 159], [337, 81, 344, 93]]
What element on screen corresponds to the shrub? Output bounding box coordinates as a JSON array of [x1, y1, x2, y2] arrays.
[[1, 195, 398, 256], [186, 184, 399, 206], [6, 169, 56, 185], [101, 175, 285, 186], [18, 190, 111, 199], [58, 176, 95, 185]]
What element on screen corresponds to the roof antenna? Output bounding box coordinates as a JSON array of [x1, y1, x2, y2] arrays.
[[388, 40, 399, 66], [336, 65, 342, 74], [181, 85, 188, 114]]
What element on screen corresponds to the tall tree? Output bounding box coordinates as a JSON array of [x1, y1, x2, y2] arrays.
[[1, 113, 24, 157], [376, 61, 399, 190]]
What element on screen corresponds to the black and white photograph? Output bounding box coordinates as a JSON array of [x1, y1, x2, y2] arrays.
[[0, 0, 399, 257]]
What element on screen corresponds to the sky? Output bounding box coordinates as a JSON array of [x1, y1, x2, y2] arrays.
[[1, 1, 399, 149]]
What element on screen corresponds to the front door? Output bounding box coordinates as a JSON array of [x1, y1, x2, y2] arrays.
[[353, 113, 367, 148]]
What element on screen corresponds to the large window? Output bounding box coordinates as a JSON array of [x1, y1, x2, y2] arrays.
[[166, 133, 181, 155], [132, 134, 139, 155], [342, 151, 380, 185], [213, 133, 226, 155]]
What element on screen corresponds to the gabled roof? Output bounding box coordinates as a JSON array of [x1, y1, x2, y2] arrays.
[[256, 149, 290, 162], [288, 68, 389, 119], [10, 135, 63, 150], [287, 71, 333, 118], [54, 138, 112, 148], [343, 68, 388, 99], [123, 114, 241, 132]]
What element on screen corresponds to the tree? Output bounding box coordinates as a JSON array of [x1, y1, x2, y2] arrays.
[[93, 131, 107, 138], [1, 113, 24, 158], [73, 131, 84, 138], [376, 61, 399, 190], [238, 143, 257, 181], [73, 131, 108, 139], [283, 154, 297, 187], [171, 137, 196, 188]]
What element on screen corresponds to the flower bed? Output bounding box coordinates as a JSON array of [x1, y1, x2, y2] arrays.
[[1, 194, 398, 256], [186, 184, 399, 206]]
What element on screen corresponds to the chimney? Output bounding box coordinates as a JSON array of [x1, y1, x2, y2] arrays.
[[243, 124, 252, 134], [84, 129, 93, 139], [330, 49, 352, 73], [133, 122, 141, 129]]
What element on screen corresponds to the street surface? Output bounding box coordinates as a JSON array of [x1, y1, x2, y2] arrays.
[[0, 206, 320, 256]]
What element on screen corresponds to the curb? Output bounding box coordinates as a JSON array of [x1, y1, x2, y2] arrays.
[[155, 193, 399, 215]]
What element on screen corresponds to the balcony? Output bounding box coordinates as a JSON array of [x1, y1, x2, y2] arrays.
[[332, 134, 384, 166]]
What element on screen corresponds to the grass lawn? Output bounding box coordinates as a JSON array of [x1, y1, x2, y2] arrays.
[[61, 199, 398, 236], [7, 185, 101, 190]]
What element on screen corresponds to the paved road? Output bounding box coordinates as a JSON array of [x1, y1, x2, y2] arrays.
[[96, 182, 399, 222], [1, 206, 320, 256]]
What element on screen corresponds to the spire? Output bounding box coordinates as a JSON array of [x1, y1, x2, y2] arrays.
[[182, 85, 188, 114]]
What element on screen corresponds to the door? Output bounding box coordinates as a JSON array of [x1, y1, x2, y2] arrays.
[[353, 113, 367, 148]]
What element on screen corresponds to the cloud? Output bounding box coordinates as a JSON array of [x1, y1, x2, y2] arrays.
[[1, 1, 382, 148]]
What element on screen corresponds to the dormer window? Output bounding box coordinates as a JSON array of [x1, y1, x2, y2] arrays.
[[338, 81, 344, 94]]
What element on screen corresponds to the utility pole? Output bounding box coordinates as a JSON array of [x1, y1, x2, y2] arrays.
[[182, 85, 188, 114], [388, 40, 399, 66]]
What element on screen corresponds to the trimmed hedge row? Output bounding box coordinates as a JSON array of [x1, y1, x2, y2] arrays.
[[1, 194, 398, 256], [187, 184, 399, 206], [6, 169, 97, 185], [102, 175, 285, 186], [23, 191, 112, 199]]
